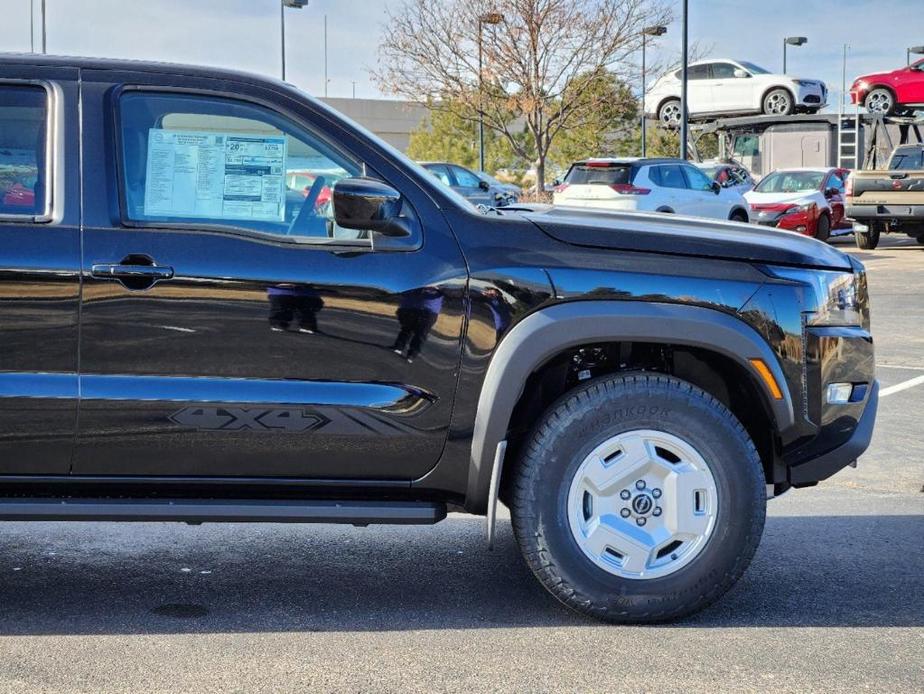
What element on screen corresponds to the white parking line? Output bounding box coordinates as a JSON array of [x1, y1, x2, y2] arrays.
[[878, 364, 924, 371], [880, 375, 924, 398]]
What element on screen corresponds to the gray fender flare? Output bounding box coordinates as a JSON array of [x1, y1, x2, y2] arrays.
[[466, 301, 795, 516]]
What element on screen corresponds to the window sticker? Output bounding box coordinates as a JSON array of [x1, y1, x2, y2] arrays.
[[143, 129, 287, 222]]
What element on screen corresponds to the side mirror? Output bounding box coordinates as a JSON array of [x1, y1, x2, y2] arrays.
[[733, 68, 749, 79], [824, 187, 839, 197], [478, 180, 490, 191], [712, 181, 722, 194], [333, 177, 410, 238]]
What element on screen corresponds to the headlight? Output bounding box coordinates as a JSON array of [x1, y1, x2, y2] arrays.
[[808, 272, 862, 326], [795, 80, 817, 87], [765, 267, 865, 327], [854, 80, 868, 91], [784, 201, 816, 215]]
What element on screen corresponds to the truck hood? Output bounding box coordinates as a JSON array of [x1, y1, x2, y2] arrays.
[[516, 205, 852, 270]]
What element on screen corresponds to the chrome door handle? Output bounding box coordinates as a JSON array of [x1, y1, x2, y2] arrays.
[[91, 264, 174, 281]]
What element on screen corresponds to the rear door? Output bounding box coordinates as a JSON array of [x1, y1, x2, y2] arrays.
[[687, 63, 714, 114], [73, 71, 467, 480], [0, 64, 80, 475]]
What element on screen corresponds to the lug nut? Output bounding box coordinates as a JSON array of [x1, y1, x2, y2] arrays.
[[652, 488, 662, 499], [620, 508, 631, 518], [636, 517, 647, 526], [635, 480, 646, 490], [653, 507, 662, 517], [620, 489, 631, 500]]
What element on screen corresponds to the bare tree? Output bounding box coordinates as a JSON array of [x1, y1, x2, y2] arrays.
[[373, 0, 672, 192]]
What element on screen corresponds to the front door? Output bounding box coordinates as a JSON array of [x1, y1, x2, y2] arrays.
[[73, 73, 466, 480], [0, 64, 80, 475], [449, 165, 493, 206]]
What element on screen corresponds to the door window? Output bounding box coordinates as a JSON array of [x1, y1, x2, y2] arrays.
[[117, 91, 366, 242], [0, 84, 49, 218], [711, 63, 738, 79], [425, 164, 453, 186], [653, 165, 688, 189], [451, 165, 482, 188], [688, 64, 712, 80], [682, 165, 715, 192]]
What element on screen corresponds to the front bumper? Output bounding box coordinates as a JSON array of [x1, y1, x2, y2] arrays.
[[795, 82, 828, 108], [788, 380, 878, 485], [847, 204, 924, 223]]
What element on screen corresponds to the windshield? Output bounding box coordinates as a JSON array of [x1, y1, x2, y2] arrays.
[[698, 166, 721, 178], [890, 147, 924, 170], [754, 170, 824, 193], [738, 61, 770, 75], [564, 163, 633, 185]]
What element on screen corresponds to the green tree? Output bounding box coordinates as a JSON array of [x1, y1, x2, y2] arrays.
[[407, 105, 518, 174]]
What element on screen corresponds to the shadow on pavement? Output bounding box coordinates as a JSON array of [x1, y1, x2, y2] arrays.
[[0, 512, 920, 634]]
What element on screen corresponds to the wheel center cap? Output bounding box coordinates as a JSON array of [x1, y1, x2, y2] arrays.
[[632, 493, 654, 515]]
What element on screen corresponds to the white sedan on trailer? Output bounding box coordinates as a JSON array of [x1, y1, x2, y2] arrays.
[[644, 59, 828, 125]]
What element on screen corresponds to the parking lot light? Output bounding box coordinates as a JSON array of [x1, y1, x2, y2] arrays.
[[281, 0, 309, 82], [640, 25, 667, 157], [908, 45, 924, 66], [783, 36, 807, 73]]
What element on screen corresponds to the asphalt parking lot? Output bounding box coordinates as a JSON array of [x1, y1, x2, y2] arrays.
[[1, 235, 922, 694]]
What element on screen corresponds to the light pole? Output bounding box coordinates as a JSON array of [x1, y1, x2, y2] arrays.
[[477, 11, 503, 173], [640, 25, 667, 157], [281, 0, 308, 82], [908, 45, 924, 66], [783, 36, 807, 73], [680, 0, 689, 160]]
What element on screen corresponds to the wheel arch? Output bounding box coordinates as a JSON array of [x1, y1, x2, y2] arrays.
[[728, 205, 749, 222], [465, 301, 795, 514], [761, 85, 795, 110]]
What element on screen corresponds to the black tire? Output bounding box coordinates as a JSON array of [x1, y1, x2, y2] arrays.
[[815, 213, 830, 242], [864, 87, 895, 116], [729, 209, 749, 223], [855, 223, 881, 250], [510, 373, 766, 624], [762, 88, 794, 116]]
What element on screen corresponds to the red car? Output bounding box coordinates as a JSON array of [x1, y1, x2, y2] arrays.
[[850, 59, 924, 116], [743, 167, 852, 241]]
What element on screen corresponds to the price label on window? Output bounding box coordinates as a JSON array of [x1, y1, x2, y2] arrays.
[[143, 129, 287, 222]]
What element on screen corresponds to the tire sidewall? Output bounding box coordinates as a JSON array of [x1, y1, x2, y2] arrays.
[[520, 376, 764, 617], [763, 89, 793, 115], [815, 213, 830, 241]]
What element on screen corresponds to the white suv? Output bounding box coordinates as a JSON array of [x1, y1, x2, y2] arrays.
[[553, 158, 750, 222], [644, 59, 827, 125]]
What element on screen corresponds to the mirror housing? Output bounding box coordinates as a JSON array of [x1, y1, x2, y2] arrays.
[[711, 181, 722, 194], [824, 186, 839, 197], [478, 180, 490, 191], [733, 68, 749, 78], [333, 177, 410, 238]]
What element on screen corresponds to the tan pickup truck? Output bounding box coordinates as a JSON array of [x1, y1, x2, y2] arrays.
[[846, 144, 924, 249]]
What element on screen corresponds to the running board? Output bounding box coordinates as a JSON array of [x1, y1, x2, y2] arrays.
[[0, 498, 446, 525]]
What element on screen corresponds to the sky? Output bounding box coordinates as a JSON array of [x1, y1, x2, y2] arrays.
[[0, 0, 920, 106]]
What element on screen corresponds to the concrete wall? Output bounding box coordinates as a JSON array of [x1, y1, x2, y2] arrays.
[[320, 97, 428, 152]]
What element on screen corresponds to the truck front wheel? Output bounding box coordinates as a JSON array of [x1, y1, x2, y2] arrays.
[[510, 373, 766, 623], [855, 223, 882, 250]]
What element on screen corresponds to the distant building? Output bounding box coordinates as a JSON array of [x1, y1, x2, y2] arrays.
[[320, 97, 428, 152]]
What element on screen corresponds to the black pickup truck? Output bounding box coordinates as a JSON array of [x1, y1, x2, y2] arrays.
[[0, 55, 877, 623]]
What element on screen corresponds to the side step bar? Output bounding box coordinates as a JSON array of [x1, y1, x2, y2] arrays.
[[0, 498, 446, 525]]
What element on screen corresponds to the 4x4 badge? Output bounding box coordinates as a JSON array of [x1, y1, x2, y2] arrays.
[[169, 407, 330, 433]]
